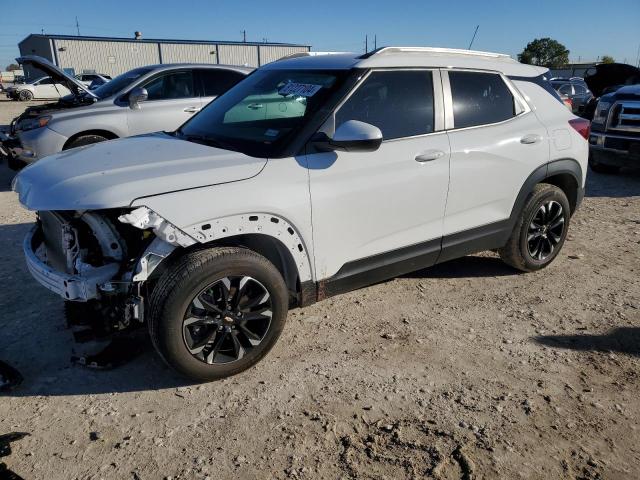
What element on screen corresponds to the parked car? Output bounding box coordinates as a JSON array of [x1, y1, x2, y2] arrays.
[[580, 63, 640, 120], [12, 47, 589, 381], [0, 56, 252, 168], [588, 84, 640, 173], [5, 75, 72, 101], [75, 73, 112, 88], [550, 79, 592, 114]]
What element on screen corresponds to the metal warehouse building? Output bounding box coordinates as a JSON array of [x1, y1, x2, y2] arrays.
[[18, 33, 310, 78]]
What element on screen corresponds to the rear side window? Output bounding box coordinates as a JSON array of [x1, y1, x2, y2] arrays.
[[449, 71, 515, 129], [199, 69, 246, 97], [336, 70, 434, 140]]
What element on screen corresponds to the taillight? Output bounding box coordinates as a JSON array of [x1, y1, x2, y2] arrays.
[[563, 97, 573, 110], [568, 118, 590, 140]]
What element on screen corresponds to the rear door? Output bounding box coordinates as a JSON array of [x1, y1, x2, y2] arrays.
[[126, 69, 202, 135], [442, 70, 549, 236]]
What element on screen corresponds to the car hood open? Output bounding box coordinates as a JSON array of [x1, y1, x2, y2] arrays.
[[584, 63, 640, 98], [13, 132, 267, 211], [17, 55, 97, 100]]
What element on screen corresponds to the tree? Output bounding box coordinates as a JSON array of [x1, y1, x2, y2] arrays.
[[5, 63, 20, 72], [601, 55, 615, 64], [518, 38, 570, 68]]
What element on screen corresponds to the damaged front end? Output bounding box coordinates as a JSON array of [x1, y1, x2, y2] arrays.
[[24, 207, 192, 331]]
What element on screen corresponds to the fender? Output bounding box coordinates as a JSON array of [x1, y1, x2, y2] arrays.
[[183, 213, 314, 283], [508, 158, 584, 229]]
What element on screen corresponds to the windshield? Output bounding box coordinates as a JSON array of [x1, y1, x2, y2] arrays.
[[178, 69, 351, 157], [91, 67, 153, 99]]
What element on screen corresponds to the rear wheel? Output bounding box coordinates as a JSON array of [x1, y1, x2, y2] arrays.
[[65, 134, 109, 150], [148, 247, 289, 381], [18, 90, 33, 101], [499, 184, 570, 272]]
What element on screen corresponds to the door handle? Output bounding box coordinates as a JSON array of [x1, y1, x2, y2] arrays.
[[247, 103, 264, 110], [183, 106, 201, 113], [415, 150, 445, 162], [520, 134, 542, 145]]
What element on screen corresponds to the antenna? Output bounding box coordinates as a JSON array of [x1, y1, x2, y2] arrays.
[[365, 34, 368, 53], [468, 24, 479, 50], [374, 35, 377, 50], [75, 16, 80, 36]]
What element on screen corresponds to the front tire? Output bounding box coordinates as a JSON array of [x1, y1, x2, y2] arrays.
[[499, 184, 570, 272], [148, 247, 289, 381]]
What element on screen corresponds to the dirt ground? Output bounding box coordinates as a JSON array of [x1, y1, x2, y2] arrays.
[[0, 97, 638, 480]]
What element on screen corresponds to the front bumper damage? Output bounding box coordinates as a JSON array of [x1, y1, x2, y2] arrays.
[[24, 225, 119, 301]]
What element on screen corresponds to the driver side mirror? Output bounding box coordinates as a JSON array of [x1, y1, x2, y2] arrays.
[[128, 87, 148, 110], [314, 120, 383, 153]]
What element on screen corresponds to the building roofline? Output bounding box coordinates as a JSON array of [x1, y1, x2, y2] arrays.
[[19, 33, 310, 49]]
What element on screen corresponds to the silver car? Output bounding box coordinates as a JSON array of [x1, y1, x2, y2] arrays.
[[1, 56, 251, 168]]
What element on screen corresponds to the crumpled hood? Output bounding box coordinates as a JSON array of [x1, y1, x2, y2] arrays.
[[13, 132, 267, 211]]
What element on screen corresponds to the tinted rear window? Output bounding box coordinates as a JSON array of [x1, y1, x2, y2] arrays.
[[449, 71, 515, 128], [199, 69, 247, 97]]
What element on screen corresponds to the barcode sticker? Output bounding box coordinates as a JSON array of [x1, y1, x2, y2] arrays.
[[278, 83, 323, 97]]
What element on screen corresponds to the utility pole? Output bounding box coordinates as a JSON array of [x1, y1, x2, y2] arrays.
[[468, 25, 479, 50], [365, 35, 368, 53], [374, 35, 377, 50], [241, 30, 246, 43], [75, 16, 80, 36]]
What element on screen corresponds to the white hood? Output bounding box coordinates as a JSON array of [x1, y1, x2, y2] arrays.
[[13, 132, 267, 211]]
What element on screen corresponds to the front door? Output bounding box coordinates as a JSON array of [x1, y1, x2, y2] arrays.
[[127, 69, 202, 136], [308, 69, 451, 281]]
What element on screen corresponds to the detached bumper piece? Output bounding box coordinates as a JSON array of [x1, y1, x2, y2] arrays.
[[23, 226, 119, 301]]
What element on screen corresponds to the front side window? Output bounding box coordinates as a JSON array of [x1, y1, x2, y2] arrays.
[[179, 69, 351, 157], [449, 71, 516, 129], [336, 70, 435, 140], [39, 77, 54, 85], [142, 71, 195, 100]]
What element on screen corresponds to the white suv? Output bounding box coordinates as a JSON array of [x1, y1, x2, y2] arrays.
[[13, 47, 590, 381]]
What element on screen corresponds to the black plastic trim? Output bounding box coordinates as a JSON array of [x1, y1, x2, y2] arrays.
[[317, 238, 441, 300], [437, 220, 511, 265]]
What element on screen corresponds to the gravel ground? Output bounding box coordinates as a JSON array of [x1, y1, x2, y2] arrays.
[[0, 98, 639, 480]]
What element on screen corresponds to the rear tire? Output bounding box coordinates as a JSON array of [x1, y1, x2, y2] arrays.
[[18, 90, 33, 101], [148, 247, 289, 381], [64, 134, 109, 150], [499, 184, 570, 272]]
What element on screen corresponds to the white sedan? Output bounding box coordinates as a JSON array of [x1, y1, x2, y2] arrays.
[[7, 76, 71, 101]]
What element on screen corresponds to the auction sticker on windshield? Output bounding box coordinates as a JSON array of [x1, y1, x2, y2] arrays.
[[278, 83, 322, 97]]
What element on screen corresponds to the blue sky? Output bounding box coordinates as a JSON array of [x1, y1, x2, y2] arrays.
[[1, 0, 639, 70]]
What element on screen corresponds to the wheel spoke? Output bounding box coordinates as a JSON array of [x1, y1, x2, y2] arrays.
[[185, 327, 218, 355], [237, 323, 263, 346], [231, 332, 246, 359], [205, 330, 228, 364]]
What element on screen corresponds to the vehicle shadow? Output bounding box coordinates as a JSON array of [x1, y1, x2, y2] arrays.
[[585, 167, 640, 198], [532, 327, 640, 357], [0, 222, 195, 398], [404, 255, 518, 279]]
